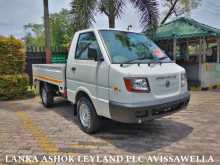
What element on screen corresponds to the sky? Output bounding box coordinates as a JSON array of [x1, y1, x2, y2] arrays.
[[0, 0, 220, 38]]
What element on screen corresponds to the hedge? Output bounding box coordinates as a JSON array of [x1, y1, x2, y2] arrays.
[[0, 36, 26, 74], [0, 74, 29, 100]]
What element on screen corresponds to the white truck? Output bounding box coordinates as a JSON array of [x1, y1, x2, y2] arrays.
[[33, 29, 190, 133]]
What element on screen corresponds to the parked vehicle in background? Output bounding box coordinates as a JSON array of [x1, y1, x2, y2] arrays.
[[33, 29, 190, 133]]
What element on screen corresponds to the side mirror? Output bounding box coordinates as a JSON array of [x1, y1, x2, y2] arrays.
[[88, 47, 104, 62], [97, 56, 104, 62], [88, 47, 98, 61]]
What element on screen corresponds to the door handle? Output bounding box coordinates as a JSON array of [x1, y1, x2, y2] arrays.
[[71, 67, 76, 71]]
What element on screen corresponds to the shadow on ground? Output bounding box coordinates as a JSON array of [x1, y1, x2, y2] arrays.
[[49, 99, 193, 154], [96, 119, 192, 153]]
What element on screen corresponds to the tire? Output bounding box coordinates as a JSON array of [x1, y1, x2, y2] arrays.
[[77, 97, 100, 134], [40, 84, 54, 108]]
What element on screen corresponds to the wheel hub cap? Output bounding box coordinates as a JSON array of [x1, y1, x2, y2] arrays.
[[79, 103, 91, 128], [42, 89, 47, 104]]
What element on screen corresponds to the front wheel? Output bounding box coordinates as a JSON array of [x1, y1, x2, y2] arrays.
[[77, 97, 100, 134]]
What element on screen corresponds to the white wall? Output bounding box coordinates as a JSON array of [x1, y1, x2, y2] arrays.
[[200, 63, 220, 87]]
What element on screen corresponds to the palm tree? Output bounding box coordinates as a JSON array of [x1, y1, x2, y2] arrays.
[[71, 0, 97, 31], [99, 0, 125, 28], [71, 0, 159, 31], [43, 0, 51, 63]]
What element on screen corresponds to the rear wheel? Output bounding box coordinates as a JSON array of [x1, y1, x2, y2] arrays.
[[77, 97, 100, 134], [40, 84, 54, 107]]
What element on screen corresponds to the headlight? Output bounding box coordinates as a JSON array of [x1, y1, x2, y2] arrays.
[[181, 73, 187, 87], [124, 78, 150, 92]]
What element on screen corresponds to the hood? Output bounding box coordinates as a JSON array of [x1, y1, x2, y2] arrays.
[[111, 63, 185, 76]]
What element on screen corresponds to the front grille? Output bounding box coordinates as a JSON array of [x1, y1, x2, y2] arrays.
[[134, 98, 189, 118], [149, 75, 179, 96], [152, 100, 187, 116], [135, 110, 149, 117]]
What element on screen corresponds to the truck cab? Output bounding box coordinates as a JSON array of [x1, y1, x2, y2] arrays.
[[33, 29, 190, 133]]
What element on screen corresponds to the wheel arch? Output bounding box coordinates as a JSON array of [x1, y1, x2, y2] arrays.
[[74, 89, 95, 116], [74, 86, 94, 103], [75, 91, 91, 103], [39, 81, 58, 93]]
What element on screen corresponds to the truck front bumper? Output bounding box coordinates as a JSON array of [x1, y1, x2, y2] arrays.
[[109, 92, 190, 123]]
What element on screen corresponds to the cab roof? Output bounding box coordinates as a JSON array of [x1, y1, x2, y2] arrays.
[[77, 28, 141, 34]]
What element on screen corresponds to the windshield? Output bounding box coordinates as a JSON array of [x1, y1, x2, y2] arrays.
[[99, 30, 171, 64]]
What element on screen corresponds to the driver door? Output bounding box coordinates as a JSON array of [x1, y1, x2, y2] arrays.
[[67, 32, 109, 117]]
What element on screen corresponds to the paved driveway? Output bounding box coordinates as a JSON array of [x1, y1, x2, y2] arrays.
[[0, 91, 220, 164]]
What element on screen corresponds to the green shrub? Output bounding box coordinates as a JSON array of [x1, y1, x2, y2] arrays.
[[0, 36, 26, 74], [0, 36, 30, 100], [0, 74, 29, 100]]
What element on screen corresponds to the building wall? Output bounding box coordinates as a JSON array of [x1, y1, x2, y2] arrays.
[[200, 63, 220, 87]]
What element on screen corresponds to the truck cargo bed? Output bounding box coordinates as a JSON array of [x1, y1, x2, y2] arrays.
[[32, 64, 66, 93]]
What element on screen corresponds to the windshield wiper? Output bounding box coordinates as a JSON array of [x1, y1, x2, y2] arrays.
[[122, 56, 171, 66], [158, 56, 169, 60], [155, 56, 174, 64], [124, 56, 150, 64]]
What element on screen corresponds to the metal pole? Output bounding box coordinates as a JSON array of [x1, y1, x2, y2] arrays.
[[199, 38, 202, 64], [43, 0, 51, 64], [173, 38, 177, 62], [186, 41, 189, 61], [198, 38, 202, 85], [217, 38, 220, 63], [202, 37, 206, 63]]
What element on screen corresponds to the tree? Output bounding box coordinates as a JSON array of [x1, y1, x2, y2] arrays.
[[24, 23, 45, 47], [71, 0, 159, 31], [50, 9, 75, 48], [99, 0, 125, 28], [160, 0, 202, 24], [43, 0, 51, 63], [24, 9, 75, 48], [71, 0, 97, 31]]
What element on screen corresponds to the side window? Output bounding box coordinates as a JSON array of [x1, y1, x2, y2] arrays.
[[75, 32, 101, 60]]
